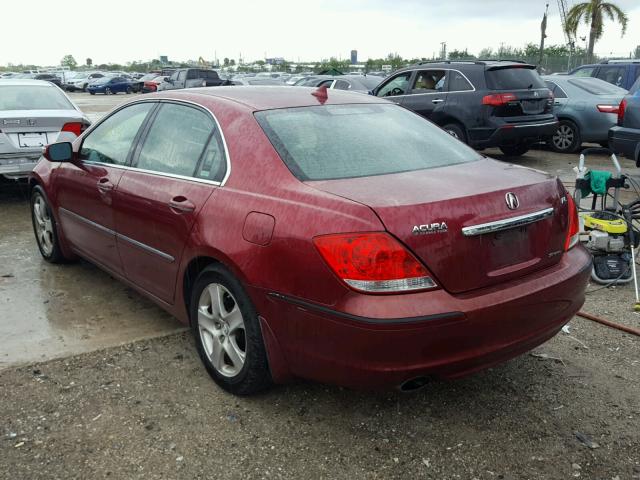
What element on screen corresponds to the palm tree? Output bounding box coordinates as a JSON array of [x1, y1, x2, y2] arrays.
[[566, 0, 628, 63]]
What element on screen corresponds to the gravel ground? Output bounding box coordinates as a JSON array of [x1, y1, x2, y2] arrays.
[[1, 290, 639, 480]]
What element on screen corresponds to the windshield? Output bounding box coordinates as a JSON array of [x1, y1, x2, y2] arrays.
[[485, 67, 545, 90], [0, 85, 74, 110], [255, 104, 480, 181], [568, 78, 627, 95]]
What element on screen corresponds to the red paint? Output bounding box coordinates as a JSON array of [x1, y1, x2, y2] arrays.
[[31, 87, 591, 389]]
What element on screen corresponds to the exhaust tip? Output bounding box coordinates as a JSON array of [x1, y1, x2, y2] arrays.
[[399, 376, 430, 392]]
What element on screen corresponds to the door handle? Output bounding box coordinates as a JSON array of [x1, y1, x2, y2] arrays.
[[432, 98, 444, 104], [168, 196, 195, 214], [97, 177, 114, 192]]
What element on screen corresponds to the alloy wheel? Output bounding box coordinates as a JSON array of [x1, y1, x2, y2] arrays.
[[197, 283, 246, 377], [552, 124, 574, 151], [33, 194, 54, 256]]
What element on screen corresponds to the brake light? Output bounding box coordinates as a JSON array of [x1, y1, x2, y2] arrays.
[[482, 93, 517, 106], [313, 232, 437, 293], [564, 193, 580, 251], [618, 98, 627, 125], [61, 122, 83, 137], [597, 104, 619, 114]]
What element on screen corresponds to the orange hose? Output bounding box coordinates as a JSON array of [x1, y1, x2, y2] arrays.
[[577, 311, 640, 337]]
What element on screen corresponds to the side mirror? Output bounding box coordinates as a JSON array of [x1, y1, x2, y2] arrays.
[[166, 78, 173, 83], [44, 142, 73, 162]]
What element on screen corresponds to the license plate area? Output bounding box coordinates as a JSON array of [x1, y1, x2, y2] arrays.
[[488, 226, 532, 270], [18, 132, 48, 148], [520, 100, 544, 114]]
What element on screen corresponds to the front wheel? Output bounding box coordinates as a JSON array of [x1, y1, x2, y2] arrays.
[[190, 264, 272, 395], [549, 119, 581, 153], [31, 187, 67, 263], [89, 91, 95, 95], [499, 144, 530, 157], [105, 87, 112, 95], [126, 86, 132, 94]]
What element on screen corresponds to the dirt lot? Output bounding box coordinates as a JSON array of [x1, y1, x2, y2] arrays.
[[1, 92, 639, 479]]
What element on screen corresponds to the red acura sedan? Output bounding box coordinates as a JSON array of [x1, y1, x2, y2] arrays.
[[29, 87, 591, 394]]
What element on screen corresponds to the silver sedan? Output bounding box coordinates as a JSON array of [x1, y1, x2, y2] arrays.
[[0, 79, 90, 179], [543, 75, 627, 153]]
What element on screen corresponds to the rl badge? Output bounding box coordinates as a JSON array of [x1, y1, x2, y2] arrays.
[[412, 222, 448, 235]]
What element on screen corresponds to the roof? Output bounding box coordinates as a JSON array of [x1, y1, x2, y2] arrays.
[[0, 79, 60, 87], [158, 86, 384, 111]]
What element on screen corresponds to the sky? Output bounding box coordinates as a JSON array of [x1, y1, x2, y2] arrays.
[[2, 0, 639, 67]]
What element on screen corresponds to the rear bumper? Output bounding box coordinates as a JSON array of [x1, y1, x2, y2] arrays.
[[0, 153, 40, 177], [469, 118, 558, 149], [252, 246, 591, 389], [609, 125, 640, 164]]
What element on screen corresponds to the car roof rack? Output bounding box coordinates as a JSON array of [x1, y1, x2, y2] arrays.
[[599, 59, 640, 64], [415, 59, 529, 67]]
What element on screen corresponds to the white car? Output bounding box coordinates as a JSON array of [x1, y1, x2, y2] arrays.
[[68, 72, 105, 92]]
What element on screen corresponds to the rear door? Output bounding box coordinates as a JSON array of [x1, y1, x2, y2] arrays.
[[400, 69, 448, 120], [113, 101, 227, 303], [55, 102, 155, 274]]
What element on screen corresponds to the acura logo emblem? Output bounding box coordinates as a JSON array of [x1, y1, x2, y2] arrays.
[[505, 192, 519, 210]]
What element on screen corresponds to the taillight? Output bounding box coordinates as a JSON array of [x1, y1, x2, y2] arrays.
[[617, 98, 627, 125], [597, 104, 619, 114], [313, 232, 437, 293], [482, 93, 517, 106], [564, 193, 580, 251], [61, 122, 83, 137]]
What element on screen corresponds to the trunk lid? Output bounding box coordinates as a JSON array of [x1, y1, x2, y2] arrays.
[[308, 158, 569, 294], [0, 110, 84, 151]]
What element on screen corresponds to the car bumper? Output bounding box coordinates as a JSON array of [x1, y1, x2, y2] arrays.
[[252, 246, 591, 389], [0, 153, 41, 177], [469, 119, 558, 149], [609, 125, 640, 164]]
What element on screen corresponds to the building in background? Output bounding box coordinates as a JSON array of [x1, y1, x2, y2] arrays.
[[350, 50, 358, 64]]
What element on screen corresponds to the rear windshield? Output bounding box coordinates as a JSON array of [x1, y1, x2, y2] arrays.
[[0, 85, 74, 111], [255, 104, 480, 181], [485, 67, 545, 90], [568, 78, 627, 95]]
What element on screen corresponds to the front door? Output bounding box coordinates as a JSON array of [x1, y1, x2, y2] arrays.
[[400, 69, 448, 120], [373, 71, 413, 105], [55, 102, 155, 274], [114, 101, 227, 303]]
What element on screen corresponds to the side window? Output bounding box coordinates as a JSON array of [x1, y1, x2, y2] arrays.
[[544, 81, 568, 99], [177, 71, 186, 82], [448, 71, 474, 92], [195, 129, 227, 182], [80, 102, 154, 166], [318, 79, 333, 87], [376, 72, 412, 97], [412, 70, 446, 92], [135, 103, 213, 177], [333, 80, 351, 90], [573, 67, 595, 77], [170, 71, 179, 81], [596, 66, 625, 87], [187, 69, 198, 80]]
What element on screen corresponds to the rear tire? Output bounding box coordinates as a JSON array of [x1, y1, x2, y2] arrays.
[[442, 123, 467, 144], [126, 86, 132, 94], [549, 119, 581, 153], [105, 87, 112, 95], [190, 264, 272, 395], [499, 144, 530, 157], [30, 186, 67, 264], [89, 91, 95, 95]]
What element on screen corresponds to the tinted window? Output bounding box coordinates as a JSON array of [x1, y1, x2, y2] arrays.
[[448, 71, 474, 91], [485, 67, 545, 90], [135, 103, 213, 177], [630, 77, 640, 95], [80, 102, 153, 165], [573, 67, 595, 77], [256, 104, 480, 181], [544, 81, 567, 98], [206, 71, 219, 80], [595, 66, 625, 87], [376, 72, 412, 97], [0, 85, 74, 110], [568, 78, 627, 95], [187, 69, 199, 80]]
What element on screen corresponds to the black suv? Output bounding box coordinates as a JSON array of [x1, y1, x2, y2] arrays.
[[371, 60, 557, 156]]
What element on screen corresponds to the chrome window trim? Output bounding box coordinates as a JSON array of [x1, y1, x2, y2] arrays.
[[59, 207, 175, 262], [461, 207, 554, 237], [78, 96, 231, 186], [378, 68, 477, 99]]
